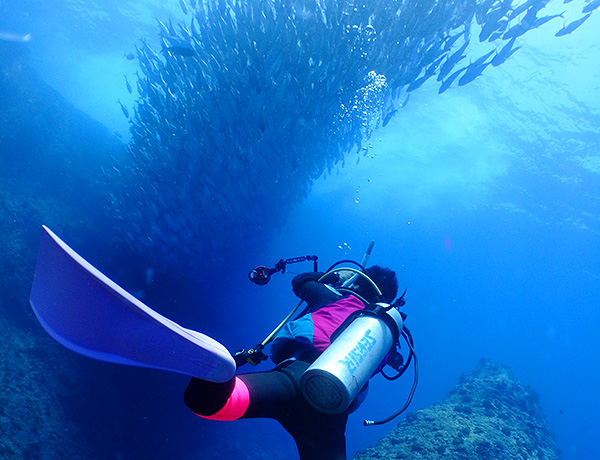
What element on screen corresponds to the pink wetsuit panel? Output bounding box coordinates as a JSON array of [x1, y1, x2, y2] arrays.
[[310, 295, 365, 351], [198, 377, 250, 421]]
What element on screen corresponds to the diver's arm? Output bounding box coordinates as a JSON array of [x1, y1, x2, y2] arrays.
[[292, 272, 341, 308]]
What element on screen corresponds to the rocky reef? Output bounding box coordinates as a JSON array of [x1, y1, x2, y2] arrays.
[[354, 359, 561, 460], [0, 41, 126, 460]]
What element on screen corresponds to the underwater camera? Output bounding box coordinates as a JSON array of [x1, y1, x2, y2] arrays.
[[248, 256, 318, 285]]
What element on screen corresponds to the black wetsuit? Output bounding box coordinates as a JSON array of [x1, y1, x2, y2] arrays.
[[184, 272, 351, 460]]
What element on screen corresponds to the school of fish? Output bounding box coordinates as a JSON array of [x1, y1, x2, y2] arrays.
[[109, 0, 595, 273]]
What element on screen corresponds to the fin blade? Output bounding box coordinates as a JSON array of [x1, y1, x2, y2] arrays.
[[30, 226, 236, 382]]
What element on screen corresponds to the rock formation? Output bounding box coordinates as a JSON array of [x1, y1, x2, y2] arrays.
[[354, 359, 561, 460]]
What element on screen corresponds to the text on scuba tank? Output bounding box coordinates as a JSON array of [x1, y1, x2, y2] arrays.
[[338, 328, 377, 374]]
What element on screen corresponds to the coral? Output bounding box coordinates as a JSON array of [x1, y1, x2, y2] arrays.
[[354, 359, 561, 460]]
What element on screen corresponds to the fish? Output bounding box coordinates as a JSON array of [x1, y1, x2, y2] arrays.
[[0, 31, 32, 42], [156, 19, 170, 37], [116, 100, 130, 119], [407, 68, 436, 92], [124, 75, 133, 94], [399, 93, 410, 108], [438, 66, 468, 94], [118, 0, 593, 274], [382, 108, 398, 127], [464, 20, 472, 42], [458, 50, 495, 86], [425, 55, 445, 78], [162, 36, 196, 56], [437, 40, 469, 81], [123, 52, 135, 60], [479, 22, 499, 42], [503, 16, 535, 39], [486, 0, 512, 25], [458, 60, 492, 86], [508, 0, 545, 20], [533, 12, 565, 29], [190, 17, 200, 39], [504, 26, 524, 41], [469, 49, 496, 68], [491, 37, 521, 66], [443, 32, 463, 51], [420, 37, 445, 66], [555, 13, 592, 36], [383, 92, 409, 126], [406, 76, 426, 93], [582, 0, 600, 14], [479, 1, 512, 42], [476, 0, 497, 24], [179, 0, 189, 15]]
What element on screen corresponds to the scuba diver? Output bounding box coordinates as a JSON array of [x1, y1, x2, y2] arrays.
[[29, 227, 417, 460], [184, 266, 400, 460]]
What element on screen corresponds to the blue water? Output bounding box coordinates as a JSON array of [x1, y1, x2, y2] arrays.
[[1, 0, 599, 459]]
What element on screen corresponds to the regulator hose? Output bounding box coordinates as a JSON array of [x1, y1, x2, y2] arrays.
[[364, 326, 418, 426]]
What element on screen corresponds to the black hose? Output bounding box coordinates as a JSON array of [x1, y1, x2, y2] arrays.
[[364, 326, 418, 426], [325, 259, 366, 273], [381, 325, 414, 380]]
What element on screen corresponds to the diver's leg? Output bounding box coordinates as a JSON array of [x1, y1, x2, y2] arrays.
[[241, 360, 349, 460], [184, 360, 348, 459], [184, 361, 298, 421], [290, 419, 347, 460], [184, 358, 303, 421]]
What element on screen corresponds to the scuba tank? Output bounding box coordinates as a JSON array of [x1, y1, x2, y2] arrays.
[[300, 304, 403, 414]]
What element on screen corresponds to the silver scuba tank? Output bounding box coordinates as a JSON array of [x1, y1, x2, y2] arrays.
[[300, 305, 403, 414]]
